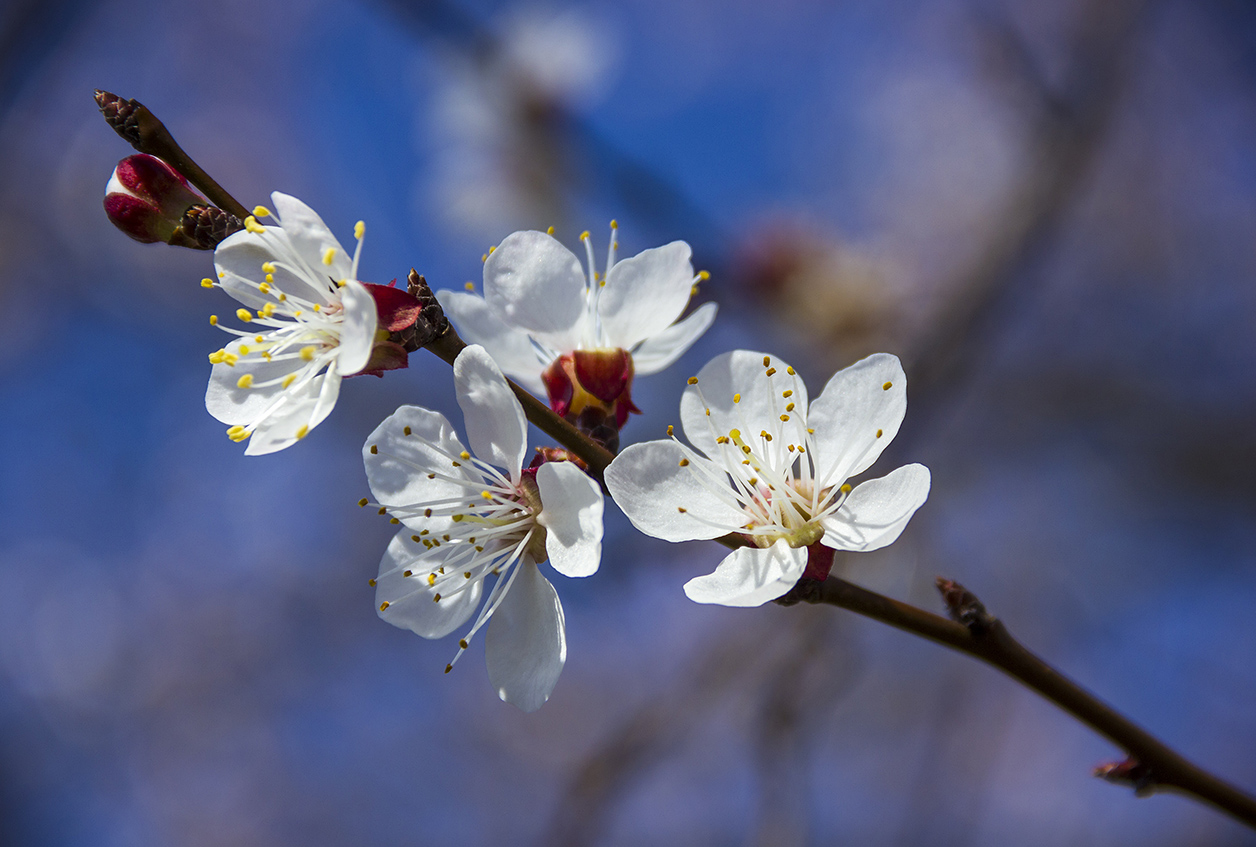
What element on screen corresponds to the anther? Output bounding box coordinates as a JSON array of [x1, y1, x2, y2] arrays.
[[840, 483, 852, 493], [282, 374, 296, 388], [427, 574, 436, 586], [262, 262, 276, 273], [378, 507, 387, 515], [786, 366, 795, 375], [209, 315, 218, 326], [358, 498, 369, 507], [379, 601, 390, 611], [782, 390, 793, 397], [253, 205, 272, 218], [370, 445, 378, 454], [354, 221, 365, 239], [580, 230, 590, 240], [763, 356, 771, 367], [733, 393, 741, 403], [389, 517, 400, 525], [236, 308, 252, 322], [322, 247, 335, 266], [876, 429, 883, 438], [667, 424, 674, 436], [244, 216, 265, 234], [402, 425, 412, 436], [546, 225, 555, 235], [678, 507, 687, 513], [780, 414, 790, 422], [236, 374, 253, 389], [433, 593, 442, 602], [766, 367, 777, 376], [698, 270, 711, 280], [368, 578, 376, 587], [300, 346, 315, 361], [445, 664, 453, 674], [464, 281, 475, 291], [201, 278, 214, 288], [687, 376, 698, 385], [459, 639, 469, 649], [785, 403, 795, 412], [678, 458, 690, 467], [403, 570, 413, 578], [424, 508, 432, 517], [883, 382, 892, 390], [296, 425, 309, 440]]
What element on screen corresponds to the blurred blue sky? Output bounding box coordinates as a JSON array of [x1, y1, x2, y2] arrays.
[[2, 0, 1256, 844]]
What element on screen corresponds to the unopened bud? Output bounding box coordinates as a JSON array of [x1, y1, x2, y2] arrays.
[[104, 154, 205, 246]]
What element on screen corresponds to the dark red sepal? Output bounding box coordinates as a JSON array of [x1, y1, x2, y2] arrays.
[[801, 541, 835, 582], [571, 349, 632, 403], [542, 358, 574, 418], [362, 282, 424, 332], [353, 341, 409, 378]]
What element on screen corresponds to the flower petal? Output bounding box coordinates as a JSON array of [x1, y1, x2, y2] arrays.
[[807, 353, 907, 487], [438, 289, 548, 393], [244, 368, 342, 455], [363, 405, 470, 530], [535, 461, 603, 578], [214, 234, 330, 310], [206, 337, 303, 424], [598, 241, 694, 349], [336, 279, 379, 375], [375, 531, 482, 638], [605, 440, 747, 542], [270, 192, 354, 288], [629, 302, 718, 375], [454, 345, 528, 478], [821, 463, 930, 552], [485, 562, 566, 712], [682, 539, 806, 607], [679, 349, 809, 468], [483, 231, 586, 350]]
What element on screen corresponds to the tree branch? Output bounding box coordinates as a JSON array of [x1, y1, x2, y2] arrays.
[[795, 575, 1256, 829]]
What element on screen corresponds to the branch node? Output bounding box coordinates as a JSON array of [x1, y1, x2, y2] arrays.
[[1094, 756, 1158, 797], [935, 577, 996, 633], [404, 269, 450, 348]]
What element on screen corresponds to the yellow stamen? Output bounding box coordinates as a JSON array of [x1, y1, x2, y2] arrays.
[[296, 425, 309, 439], [354, 220, 365, 239], [236, 308, 252, 322], [322, 247, 335, 266], [252, 205, 272, 218], [209, 315, 218, 326], [244, 216, 265, 234], [236, 374, 253, 389], [282, 374, 296, 388], [201, 278, 214, 289]]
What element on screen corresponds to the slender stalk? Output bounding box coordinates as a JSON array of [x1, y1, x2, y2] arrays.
[[790, 576, 1256, 829]]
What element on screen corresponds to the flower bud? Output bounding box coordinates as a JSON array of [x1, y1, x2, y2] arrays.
[[104, 154, 204, 245]]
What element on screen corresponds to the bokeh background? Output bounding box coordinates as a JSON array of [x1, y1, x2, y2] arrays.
[[2, 0, 1256, 844]]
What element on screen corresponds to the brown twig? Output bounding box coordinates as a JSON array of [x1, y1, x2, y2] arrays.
[[799, 576, 1256, 829]]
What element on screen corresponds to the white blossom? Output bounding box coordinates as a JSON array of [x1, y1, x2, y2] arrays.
[[438, 226, 717, 396], [363, 345, 604, 711], [605, 350, 930, 606], [204, 192, 377, 455]]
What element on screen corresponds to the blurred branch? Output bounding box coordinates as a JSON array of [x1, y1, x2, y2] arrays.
[[904, 0, 1149, 404], [785, 575, 1256, 829]]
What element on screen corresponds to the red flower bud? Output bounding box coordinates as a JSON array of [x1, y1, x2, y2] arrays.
[[104, 154, 204, 244]]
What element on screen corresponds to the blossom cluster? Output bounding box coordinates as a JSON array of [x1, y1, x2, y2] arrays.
[[171, 189, 928, 710]]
